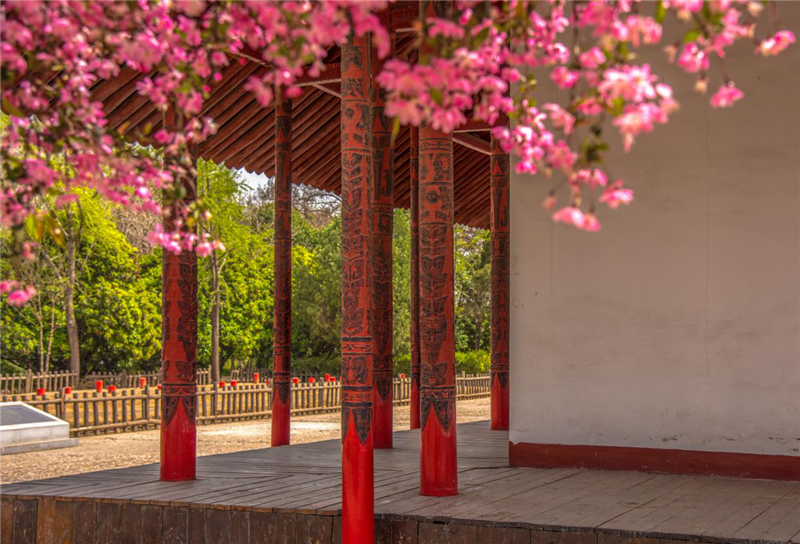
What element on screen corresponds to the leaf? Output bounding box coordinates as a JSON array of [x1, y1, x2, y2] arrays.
[[1, 97, 24, 118], [655, 1, 667, 24], [47, 216, 65, 249], [683, 29, 701, 43], [430, 88, 443, 106]]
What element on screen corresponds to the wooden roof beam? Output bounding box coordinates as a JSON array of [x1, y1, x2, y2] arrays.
[[453, 133, 491, 155], [452, 119, 491, 132], [311, 83, 342, 98]]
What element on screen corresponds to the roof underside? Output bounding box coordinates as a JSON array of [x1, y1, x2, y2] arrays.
[[89, 32, 491, 228]]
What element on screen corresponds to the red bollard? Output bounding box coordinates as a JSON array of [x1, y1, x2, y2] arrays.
[[308, 377, 316, 384], [219, 381, 226, 388], [36, 388, 45, 396], [139, 377, 147, 389], [292, 377, 299, 384], [400, 373, 406, 379], [157, 385, 162, 391], [325, 373, 331, 382], [108, 385, 117, 392], [231, 380, 238, 387], [95, 380, 103, 393], [64, 387, 72, 395], [253, 373, 260, 383]]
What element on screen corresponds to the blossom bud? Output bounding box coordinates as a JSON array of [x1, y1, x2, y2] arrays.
[[664, 44, 678, 64], [694, 77, 708, 94], [542, 193, 557, 211]]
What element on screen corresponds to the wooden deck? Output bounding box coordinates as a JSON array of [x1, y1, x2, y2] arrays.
[[2, 421, 799, 543]]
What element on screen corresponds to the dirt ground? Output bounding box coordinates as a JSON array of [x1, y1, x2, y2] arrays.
[[0, 397, 490, 484]]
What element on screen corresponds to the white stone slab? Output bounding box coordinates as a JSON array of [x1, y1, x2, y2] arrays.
[[0, 401, 78, 455]]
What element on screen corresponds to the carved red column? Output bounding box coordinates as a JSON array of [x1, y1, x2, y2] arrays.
[[419, 0, 457, 498], [160, 108, 197, 481], [371, 13, 394, 449], [341, 31, 374, 543], [490, 134, 510, 431], [409, 125, 421, 430], [272, 88, 292, 447]]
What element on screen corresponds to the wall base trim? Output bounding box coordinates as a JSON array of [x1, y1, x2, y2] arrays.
[[509, 441, 800, 481]]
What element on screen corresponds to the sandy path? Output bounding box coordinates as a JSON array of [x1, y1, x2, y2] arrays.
[[0, 397, 490, 484]]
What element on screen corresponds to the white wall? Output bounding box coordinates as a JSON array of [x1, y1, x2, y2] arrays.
[[509, 5, 800, 457]]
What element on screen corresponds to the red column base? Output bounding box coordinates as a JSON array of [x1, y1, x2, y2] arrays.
[[160, 416, 196, 481], [373, 394, 393, 449], [419, 420, 458, 496], [271, 399, 290, 447], [490, 378, 509, 431], [409, 384, 420, 430], [342, 429, 374, 543]]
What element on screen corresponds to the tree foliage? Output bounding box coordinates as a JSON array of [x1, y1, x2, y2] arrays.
[[1, 161, 494, 376]]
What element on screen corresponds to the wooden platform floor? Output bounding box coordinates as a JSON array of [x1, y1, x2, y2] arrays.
[[2, 421, 799, 544]]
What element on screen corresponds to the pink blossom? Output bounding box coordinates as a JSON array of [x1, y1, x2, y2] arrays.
[[543, 103, 574, 135], [757, 31, 795, 56], [552, 207, 586, 229], [677, 43, 709, 73], [243, 76, 273, 107], [579, 47, 606, 70], [0, 280, 20, 294], [55, 193, 79, 207], [599, 182, 634, 208], [710, 82, 744, 108], [572, 169, 608, 189], [428, 18, 464, 40], [195, 242, 213, 257], [582, 213, 601, 232], [7, 286, 37, 307], [550, 67, 579, 89]]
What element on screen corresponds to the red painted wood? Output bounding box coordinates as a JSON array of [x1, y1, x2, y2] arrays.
[[341, 31, 375, 544], [418, 0, 457, 498], [371, 16, 394, 449], [160, 118, 197, 480], [509, 441, 800, 481], [409, 125, 421, 431], [490, 135, 510, 431], [272, 88, 292, 448]]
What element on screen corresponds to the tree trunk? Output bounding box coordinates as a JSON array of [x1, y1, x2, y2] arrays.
[[36, 295, 45, 373], [210, 251, 221, 383], [45, 301, 56, 373], [65, 215, 80, 377]]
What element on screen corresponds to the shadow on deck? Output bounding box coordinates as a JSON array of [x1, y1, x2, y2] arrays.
[[1, 421, 799, 543]]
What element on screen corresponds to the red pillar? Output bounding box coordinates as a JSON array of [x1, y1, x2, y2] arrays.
[[341, 31, 374, 544], [160, 107, 197, 481], [371, 15, 394, 449], [418, 0, 457, 496], [272, 88, 292, 447], [490, 135, 510, 431], [409, 125, 421, 430]]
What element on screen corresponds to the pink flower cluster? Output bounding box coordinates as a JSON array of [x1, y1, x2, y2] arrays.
[[0, 0, 795, 302]]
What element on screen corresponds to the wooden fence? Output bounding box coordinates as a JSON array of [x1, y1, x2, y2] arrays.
[[82, 370, 212, 389], [0, 369, 217, 394], [0, 370, 77, 395], [0, 374, 491, 436]]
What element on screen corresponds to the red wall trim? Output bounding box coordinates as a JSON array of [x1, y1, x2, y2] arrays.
[[509, 441, 800, 481]]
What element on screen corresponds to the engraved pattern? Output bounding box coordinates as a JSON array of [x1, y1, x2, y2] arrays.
[[409, 126, 421, 399], [418, 134, 456, 433], [273, 91, 293, 421], [341, 32, 373, 446], [162, 384, 197, 427], [371, 77, 394, 405], [490, 137, 510, 395], [161, 198, 198, 431]]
